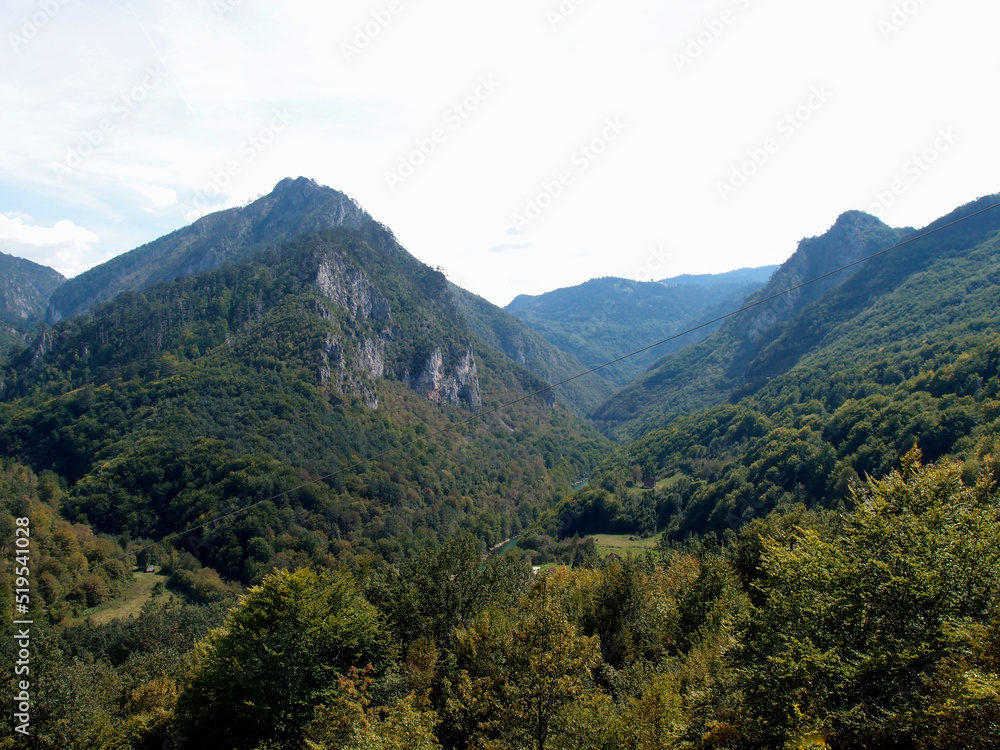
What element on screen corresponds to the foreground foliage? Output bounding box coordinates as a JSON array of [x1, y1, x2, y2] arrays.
[[3, 451, 997, 748]]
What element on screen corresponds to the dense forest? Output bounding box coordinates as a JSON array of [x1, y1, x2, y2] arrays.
[[0, 228, 608, 581], [2, 450, 997, 748], [2, 184, 1000, 748]]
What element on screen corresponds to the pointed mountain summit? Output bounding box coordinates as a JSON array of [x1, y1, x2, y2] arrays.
[[592, 195, 1000, 438], [45, 177, 369, 322], [2, 192, 610, 573]]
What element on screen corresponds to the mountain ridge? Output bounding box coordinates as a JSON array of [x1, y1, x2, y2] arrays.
[[505, 270, 774, 388], [45, 177, 368, 323], [0, 249, 65, 327], [591, 196, 1000, 440]]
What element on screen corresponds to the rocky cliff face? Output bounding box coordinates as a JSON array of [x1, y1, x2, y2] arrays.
[[314, 254, 391, 323], [318, 332, 383, 408], [735, 211, 902, 343], [309, 247, 481, 409], [406, 346, 482, 408]]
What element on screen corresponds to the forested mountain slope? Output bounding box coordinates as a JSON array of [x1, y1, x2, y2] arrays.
[[449, 283, 616, 415], [2, 191, 999, 750], [506, 269, 773, 387], [1, 220, 609, 583], [590, 206, 952, 437], [542, 194, 1000, 541], [0, 250, 65, 357]]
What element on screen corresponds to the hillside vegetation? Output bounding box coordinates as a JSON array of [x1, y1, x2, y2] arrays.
[[1, 223, 608, 586], [2, 184, 999, 749], [3, 454, 997, 749], [506, 268, 773, 388], [539, 196, 1000, 544]]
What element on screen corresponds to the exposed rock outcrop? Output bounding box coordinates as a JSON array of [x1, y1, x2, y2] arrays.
[[318, 332, 382, 409], [314, 255, 391, 322], [406, 346, 482, 407]]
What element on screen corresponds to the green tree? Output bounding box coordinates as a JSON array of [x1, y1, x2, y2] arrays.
[[177, 567, 391, 750], [736, 449, 1000, 746], [367, 535, 531, 650], [305, 667, 442, 750], [448, 577, 602, 750]]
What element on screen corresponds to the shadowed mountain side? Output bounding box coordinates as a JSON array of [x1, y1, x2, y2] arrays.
[[449, 283, 616, 416], [0, 250, 65, 327]]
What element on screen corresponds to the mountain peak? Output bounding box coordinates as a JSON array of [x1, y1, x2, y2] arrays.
[[47, 178, 374, 322], [236, 177, 368, 236], [274, 175, 316, 190], [834, 208, 881, 225], [270, 176, 332, 200]]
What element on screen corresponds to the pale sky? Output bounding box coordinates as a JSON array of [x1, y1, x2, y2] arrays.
[[1, 0, 997, 306]]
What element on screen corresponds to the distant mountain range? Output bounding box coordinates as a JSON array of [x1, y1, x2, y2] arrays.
[[505, 267, 776, 388], [592, 193, 1000, 440], [659, 266, 777, 288]]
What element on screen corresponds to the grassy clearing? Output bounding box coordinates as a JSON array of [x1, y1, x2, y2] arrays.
[[591, 533, 662, 558], [655, 473, 687, 489], [81, 571, 175, 625]]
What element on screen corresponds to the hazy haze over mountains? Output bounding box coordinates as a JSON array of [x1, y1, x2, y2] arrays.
[[506, 267, 776, 387]]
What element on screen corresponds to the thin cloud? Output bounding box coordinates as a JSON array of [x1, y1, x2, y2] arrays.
[[489, 243, 531, 254]]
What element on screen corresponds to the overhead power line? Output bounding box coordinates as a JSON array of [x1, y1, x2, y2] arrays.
[[131, 199, 1000, 557]]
